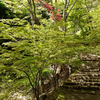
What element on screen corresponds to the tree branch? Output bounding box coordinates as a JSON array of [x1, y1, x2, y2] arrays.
[[32, 0, 36, 21], [67, 0, 77, 16], [29, 66, 35, 82], [16, 68, 35, 91], [66, 0, 70, 10], [27, 0, 35, 30]]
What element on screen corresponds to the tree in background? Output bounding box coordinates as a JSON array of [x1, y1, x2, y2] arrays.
[[27, 0, 36, 30], [63, 0, 77, 33], [68, 0, 100, 38]]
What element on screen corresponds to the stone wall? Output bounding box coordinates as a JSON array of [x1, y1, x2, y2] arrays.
[[63, 54, 100, 90]]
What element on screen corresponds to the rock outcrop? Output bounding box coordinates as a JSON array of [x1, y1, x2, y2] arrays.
[[42, 64, 71, 93], [63, 54, 100, 91], [40, 64, 71, 100]]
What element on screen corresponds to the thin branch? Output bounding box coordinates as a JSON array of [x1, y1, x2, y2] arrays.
[[23, 71, 35, 90], [66, 0, 70, 11], [32, 0, 36, 20], [27, 0, 35, 30], [67, 0, 77, 16], [34, 68, 42, 100], [29, 66, 35, 82], [16, 68, 35, 91]]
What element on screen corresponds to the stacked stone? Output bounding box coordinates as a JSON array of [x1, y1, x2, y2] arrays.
[[63, 54, 100, 90]]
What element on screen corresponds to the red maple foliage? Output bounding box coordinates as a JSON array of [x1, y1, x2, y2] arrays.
[[34, 0, 62, 21], [51, 12, 62, 21], [42, 2, 53, 11], [34, 0, 42, 2]]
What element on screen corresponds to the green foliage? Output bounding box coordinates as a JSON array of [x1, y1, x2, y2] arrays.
[[68, 0, 100, 38], [0, 18, 27, 27], [87, 5, 100, 40], [1, 0, 30, 19], [0, 0, 100, 100], [0, 1, 15, 18]]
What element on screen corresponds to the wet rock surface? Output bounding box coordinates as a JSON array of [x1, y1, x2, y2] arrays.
[[46, 87, 100, 100]]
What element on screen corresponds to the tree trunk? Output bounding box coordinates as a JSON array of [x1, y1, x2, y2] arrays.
[[63, 0, 69, 33], [63, 0, 77, 33], [32, 0, 37, 23], [50, 0, 53, 5], [27, 0, 35, 30]]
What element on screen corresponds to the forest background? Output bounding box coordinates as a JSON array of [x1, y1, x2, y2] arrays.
[[0, 0, 100, 100]]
